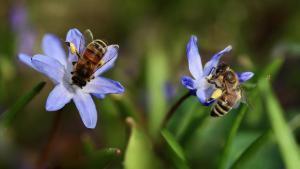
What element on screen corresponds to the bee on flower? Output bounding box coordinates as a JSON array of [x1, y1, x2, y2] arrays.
[[181, 35, 254, 116], [18, 28, 125, 128]]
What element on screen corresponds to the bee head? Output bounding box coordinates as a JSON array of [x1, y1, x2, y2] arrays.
[[224, 71, 238, 85], [72, 75, 87, 88]]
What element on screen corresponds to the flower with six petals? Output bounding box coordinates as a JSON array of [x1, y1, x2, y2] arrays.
[[18, 28, 124, 129], [181, 35, 254, 105]]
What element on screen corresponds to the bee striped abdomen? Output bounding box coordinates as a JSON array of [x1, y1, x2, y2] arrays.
[[211, 99, 232, 117], [83, 48, 104, 64]]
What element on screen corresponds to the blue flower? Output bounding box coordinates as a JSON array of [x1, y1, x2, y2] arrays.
[[18, 28, 124, 129], [181, 35, 254, 105]]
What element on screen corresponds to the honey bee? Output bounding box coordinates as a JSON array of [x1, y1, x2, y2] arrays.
[[207, 63, 242, 117], [65, 29, 116, 88]]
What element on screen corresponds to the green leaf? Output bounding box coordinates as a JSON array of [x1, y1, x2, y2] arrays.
[[146, 47, 168, 137], [230, 130, 272, 169], [112, 94, 140, 121], [0, 81, 46, 127], [88, 148, 121, 169], [218, 105, 247, 169], [81, 135, 122, 169], [231, 113, 300, 169], [260, 79, 300, 169], [161, 129, 190, 169], [124, 118, 162, 169]]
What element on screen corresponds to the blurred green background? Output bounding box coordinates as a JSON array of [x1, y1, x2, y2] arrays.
[[0, 0, 300, 169]]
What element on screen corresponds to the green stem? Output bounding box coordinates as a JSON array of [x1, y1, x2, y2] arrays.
[[0, 81, 46, 127], [162, 92, 192, 127], [218, 105, 247, 169], [231, 113, 300, 169]]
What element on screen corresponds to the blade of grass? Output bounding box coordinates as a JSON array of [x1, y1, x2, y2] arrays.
[[230, 130, 272, 169], [260, 79, 300, 169], [124, 117, 162, 169], [0, 81, 46, 127], [161, 129, 190, 169], [146, 47, 168, 138], [231, 113, 300, 169], [218, 105, 247, 169]]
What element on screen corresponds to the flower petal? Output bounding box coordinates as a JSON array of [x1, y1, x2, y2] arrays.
[[196, 87, 215, 106], [73, 91, 97, 129], [42, 34, 67, 67], [92, 93, 106, 99], [31, 54, 65, 84], [18, 53, 37, 70], [94, 45, 119, 76], [237, 72, 254, 83], [181, 76, 197, 90], [83, 77, 124, 95], [203, 45, 232, 76], [186, 35, 203, 79], [46, 84, 73, 111], [66, 28, 82, 62]]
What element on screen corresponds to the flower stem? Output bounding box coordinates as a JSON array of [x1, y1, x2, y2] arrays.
[[36, 110, 62, 169], [162, 91, 192, 127]]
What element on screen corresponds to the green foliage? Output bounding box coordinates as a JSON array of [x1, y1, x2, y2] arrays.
[[218, 105, 247, 169], [124, 118, 162, 169], [0, 81, 46, 128], [86, 147, 122, 169], [161, 129, 190, 169], [260, 79, 300, 169], [146, 46, 168, 138]]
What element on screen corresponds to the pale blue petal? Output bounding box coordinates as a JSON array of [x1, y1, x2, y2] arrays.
[[196, 89, 207, 104], [203, 45, 232, 76], [73, 91, 97, 129], [181, 76, 197, 90], [83, 77, 124, 95], [186, 35, 203, 79], [196, 87, 215, 106], [18, 53, 37, 70], [237, 72, 254, 83], [65, 28, 82, 62], [46, 84, 73, 111], [42, 34, 67, 67], [31, 54, 65, 84], [94, 45, 119, 76], [92, 93, 106, 99]]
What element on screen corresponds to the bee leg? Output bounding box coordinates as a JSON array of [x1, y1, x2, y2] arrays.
[[91, 76, 95, 80], [206, 98, 214, 103]]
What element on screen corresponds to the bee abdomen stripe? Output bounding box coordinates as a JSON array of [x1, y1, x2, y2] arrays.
[[211, 107, 223, 117], [217, 100, 231, 112], [215, 104, 227, 115]]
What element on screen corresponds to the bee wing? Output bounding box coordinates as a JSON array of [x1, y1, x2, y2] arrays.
[[77, 29, 94, 55], [84, 29, 94, 44], [236, 86, 254, 110], [78, 34, 86, 55], [94, 45, 119, 75]]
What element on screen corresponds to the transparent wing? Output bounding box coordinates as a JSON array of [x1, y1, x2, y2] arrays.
[[78, 34, 86, 55], [84, 29, 94, 44], [95, 45, 118, 71], [235, 86, 254, 110]]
